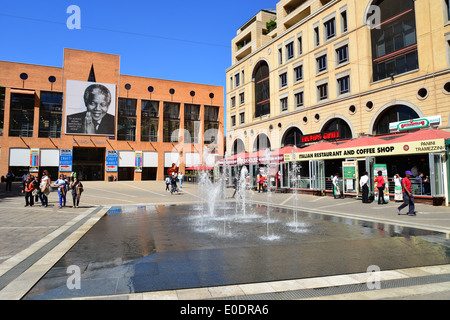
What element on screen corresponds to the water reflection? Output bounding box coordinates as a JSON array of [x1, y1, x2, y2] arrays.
[[24, 204, 450, 300]]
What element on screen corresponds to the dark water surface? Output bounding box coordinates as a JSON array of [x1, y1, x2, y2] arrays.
[[25, 203, 450, 299]]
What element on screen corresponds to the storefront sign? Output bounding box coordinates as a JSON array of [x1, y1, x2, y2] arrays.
[[30, 149, 39, 173], [59, 149, 73, 172], [284, 139, 446, 162], [389, 115, 441, 133], [105, 150, 118, 172], [301, 131, 340, 143]]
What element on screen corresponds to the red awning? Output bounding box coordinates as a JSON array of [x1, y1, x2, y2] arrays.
[[185, 166, 213, 170]]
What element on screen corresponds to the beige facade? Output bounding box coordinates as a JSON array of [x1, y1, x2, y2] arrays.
[[226, 0, 450, 154]]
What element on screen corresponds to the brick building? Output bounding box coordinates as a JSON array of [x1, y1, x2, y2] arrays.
[[0, 48, 224, 181]]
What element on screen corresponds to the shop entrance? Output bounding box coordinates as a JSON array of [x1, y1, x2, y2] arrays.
[[73, 148, 105, 181]]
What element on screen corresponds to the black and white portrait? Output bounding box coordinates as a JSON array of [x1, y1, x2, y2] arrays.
[[65, 80, 116, 135]]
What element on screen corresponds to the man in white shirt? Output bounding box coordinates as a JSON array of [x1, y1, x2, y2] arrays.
[[332, 173, 343, 199], [360, 172, 369, 203]]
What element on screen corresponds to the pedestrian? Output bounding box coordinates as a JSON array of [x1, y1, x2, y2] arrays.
[[360, 171, 369, 203], [70, 177, 83, 208], [21, 173, 28, 192], [39, 170, 51, 207], [5, 170, 14, 192], [178, 171, 183, 189], [170, 175, 178, 194], [165, 176, 171, 192], [332, 173, 343, 199], [257, 174, 263, 193], [23, 174, 36, 207], [232, 176, 238, 198], [394, 173, 403, 201], [32, 175, 41, 204], [397, 171, 415, 216], [375, 171, 387, 205], [415, 172, 424, 195], [55, 174, 67, 208]]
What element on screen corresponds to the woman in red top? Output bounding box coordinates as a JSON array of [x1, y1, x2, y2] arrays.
[[375, 171, 387, 205]]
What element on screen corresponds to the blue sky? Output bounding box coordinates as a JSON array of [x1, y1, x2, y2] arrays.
[[0, 0, 277, 132]]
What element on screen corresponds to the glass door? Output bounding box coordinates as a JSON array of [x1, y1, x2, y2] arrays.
[[309, 160, 325, 190], [429, 153, 445, 197], [365, 156, 375, 195]]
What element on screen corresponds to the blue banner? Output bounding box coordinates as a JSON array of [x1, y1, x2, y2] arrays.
[[106, 150, 118, 172], [59, 149, 73, 172]]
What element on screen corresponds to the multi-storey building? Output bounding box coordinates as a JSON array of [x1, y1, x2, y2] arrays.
[[224, 0, 450, 203], [0, 49, 224, 181]]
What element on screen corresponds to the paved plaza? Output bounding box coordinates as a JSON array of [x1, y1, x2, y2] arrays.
[[0, 180, 450, 300]]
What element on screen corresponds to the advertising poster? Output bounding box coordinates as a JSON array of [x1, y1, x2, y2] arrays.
[[59, 149, 73, 172], [135, 151, 143, 172], [30, 149, 39, 173], [105, 150, 118, 172], [374, 164, 389, 202], [65, 80, 116, 136]]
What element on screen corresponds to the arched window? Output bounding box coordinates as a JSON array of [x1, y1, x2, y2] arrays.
[[253, 133, 271, 152], [368, 0, 418, 82], [253, 61, 270, 118], [373, 104, 419, 135], [231, 138, 246, 155], [282, 127, 303, 147], [321, 118, 353, 140]]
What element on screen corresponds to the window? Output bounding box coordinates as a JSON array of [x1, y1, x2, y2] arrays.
[[141, 100, 159, 142], [369, 0, 418, 82], [294, 65, 303, 82], [447, 36, 450, 67], [0, 87, 5, 136], [278, 47, 283, 65], [341, 10, 348, 33], [324, 18, 336, 40], [239, 92, 245, 105], [39, 91, 63, 138], [231, 115, 236, 127], [317, 55, 327, 73], [286, 42, 294, 61], [337, 75, 350, 95], [231, 96, 236, 109], [317, 83, 328, 101], [9, 93, 35, 137], [336, 45, 349, 65], [239, 112, 245, 124], [235, 73, 240, 87], [297, 35, 303, 55], [295, 91, 304, 108], [163, 102, 180, 142], [314, 26, 320, 47], [280, 97, 288, 112], [253, 61, 270, 118], [184, 104, 200, 143], [446, 0, 450, 22], [204, 105, 219, 144], [279, 72, 288, 88], [117, 98, 137, 141]]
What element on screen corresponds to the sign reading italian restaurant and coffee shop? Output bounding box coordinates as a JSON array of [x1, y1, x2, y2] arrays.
[[284, 139, 446, 162]]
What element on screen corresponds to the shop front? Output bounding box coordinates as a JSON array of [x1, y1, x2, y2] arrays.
[[283, 129, 450, 205]]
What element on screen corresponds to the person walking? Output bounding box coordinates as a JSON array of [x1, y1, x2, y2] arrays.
[[232, 176, 239, 198], [165, 176, 171, 192], [32, 175, 41, 204], [360, 171, 369, 203], [39, 170, 51, 207], [55, 174, 67, 208], [398, 171, 415, 216], [70, 177, 83, 208], [5, 170, 14, 192], [375, 171, 387, 205], [257, 174, 263, 193], [178, 172, 183, 189], [23, 174, 37, 207]]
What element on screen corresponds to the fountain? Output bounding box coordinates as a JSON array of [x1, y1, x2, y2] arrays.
[[286, 152, 309, 233]]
